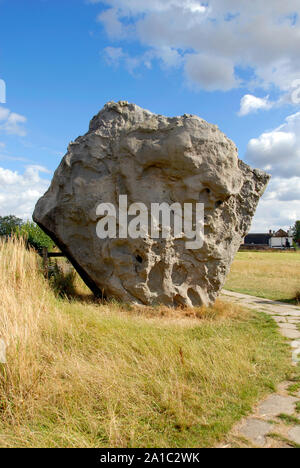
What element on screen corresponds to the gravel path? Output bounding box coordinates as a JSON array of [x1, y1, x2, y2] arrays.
[[218, 290, 300, 448]]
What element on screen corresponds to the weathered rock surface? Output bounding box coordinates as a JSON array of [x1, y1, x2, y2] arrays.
[[33, 101, 270, 306]]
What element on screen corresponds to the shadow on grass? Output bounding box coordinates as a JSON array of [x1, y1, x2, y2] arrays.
[[45, 263, 248, 322]]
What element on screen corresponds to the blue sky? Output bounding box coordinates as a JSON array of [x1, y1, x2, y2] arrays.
[[0, 0, 300, 231]]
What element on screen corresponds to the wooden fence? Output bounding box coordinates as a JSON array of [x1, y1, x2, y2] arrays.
[[39, 247, 66, 277]]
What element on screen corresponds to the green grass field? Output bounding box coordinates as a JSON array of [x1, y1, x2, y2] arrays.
[[0, 239, 292, 447], [225, 251, 300, 303]]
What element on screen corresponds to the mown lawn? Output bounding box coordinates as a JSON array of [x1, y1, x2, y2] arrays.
[[0, 239, 292, 448], [225, 251, 300, 303]]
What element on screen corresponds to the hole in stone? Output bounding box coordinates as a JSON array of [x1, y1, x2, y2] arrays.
[[187, 288, 202, 306], [136, 255, 143, 264], [173, 294, 187, 307], [205, 188, 211, 194], [215, 200, 223, 208], [148, 262, 164, 293], [172, 264, 188, 286]]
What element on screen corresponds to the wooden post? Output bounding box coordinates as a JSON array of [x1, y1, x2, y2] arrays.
[[42, 247, 48, 278]]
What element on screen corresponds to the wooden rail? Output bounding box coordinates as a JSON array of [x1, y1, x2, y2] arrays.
[[39, 248, 66, 277]]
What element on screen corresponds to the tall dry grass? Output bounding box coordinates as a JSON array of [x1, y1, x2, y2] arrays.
[[0, 237, 57, 423], [0, 238, 291, 448]]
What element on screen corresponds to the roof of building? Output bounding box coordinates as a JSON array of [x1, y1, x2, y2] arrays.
[[244, 233, 272, 245], [273, 229, 289, 237]]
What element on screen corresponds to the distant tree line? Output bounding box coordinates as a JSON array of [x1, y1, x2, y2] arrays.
[[293, 220, 300, 247], [0, 215, 55, 251]]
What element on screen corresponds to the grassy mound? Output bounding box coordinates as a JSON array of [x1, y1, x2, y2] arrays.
[[0, 238, 291, 447]]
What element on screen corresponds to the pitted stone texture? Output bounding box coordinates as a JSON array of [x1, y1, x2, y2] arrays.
[[33, 101, 269, 306]]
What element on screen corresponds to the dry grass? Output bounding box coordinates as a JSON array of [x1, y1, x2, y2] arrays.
[[0, 238, 291, 447], [225, 251, 300, 303]]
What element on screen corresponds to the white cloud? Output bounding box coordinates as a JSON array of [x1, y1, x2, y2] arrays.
[[251, 177, 300, 232], [97, 8, 125, 39], [246, 112, 300, 178], [92, 0, 300, 97], [103, 46, 125, 65], [0, 106, 27, 137], [264, 177, 300, 202], [185, 53, 239, 91], [250, 197, 300, 232], [0, 107, 10, 121], [239, 94, 274, 116], [103, 46, 141, 73], [251, 175, 300, 232], [149, 46, 183, 69], [246, 112, 300, 231], [252, 176, 300, 231], [103, 44, 182, 73], [0, 165, 50, 219], [91, 0, 206, 14]]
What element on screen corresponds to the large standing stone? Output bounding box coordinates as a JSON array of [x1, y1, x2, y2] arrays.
[[33, 101, 269, 306]]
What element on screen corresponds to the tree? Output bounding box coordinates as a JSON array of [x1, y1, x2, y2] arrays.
[[292, 220, 300, 246], [17, 221, 55, 251], [0, 215, 55, 251], [0, 215, 23, 236]]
